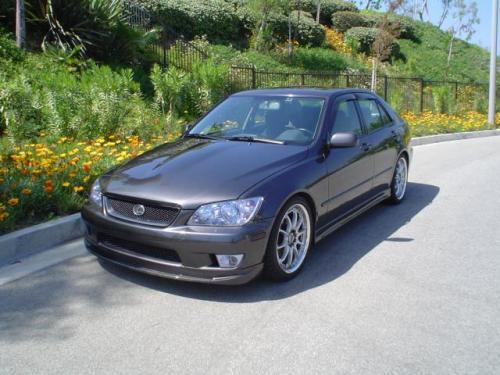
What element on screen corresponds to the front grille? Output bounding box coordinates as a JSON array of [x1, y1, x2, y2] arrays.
[[98, 234, 181, 263], [105, 196, 179, 227]]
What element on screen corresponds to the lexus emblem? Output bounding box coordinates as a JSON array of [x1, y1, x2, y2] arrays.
[[132, 204, 146, 216]]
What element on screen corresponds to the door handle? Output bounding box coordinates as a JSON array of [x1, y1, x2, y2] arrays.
[[391, 130, 399, 140], [361, 142, 372, 152]]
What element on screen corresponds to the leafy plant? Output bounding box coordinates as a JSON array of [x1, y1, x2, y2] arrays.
[[331, 11, 367, 33]]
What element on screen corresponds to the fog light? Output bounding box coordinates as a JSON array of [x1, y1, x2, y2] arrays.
[[215, 254, 244, 268]]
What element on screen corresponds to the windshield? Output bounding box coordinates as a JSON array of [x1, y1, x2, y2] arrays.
[[189, 95, 325, 145]]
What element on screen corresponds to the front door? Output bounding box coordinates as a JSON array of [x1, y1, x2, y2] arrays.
[[323, 96, 375, 226]]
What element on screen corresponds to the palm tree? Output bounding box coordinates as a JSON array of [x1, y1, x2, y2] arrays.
[[16, 0, 26, 49]]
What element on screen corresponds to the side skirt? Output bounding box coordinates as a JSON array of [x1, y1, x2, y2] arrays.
[[314, 190, 391, 243]]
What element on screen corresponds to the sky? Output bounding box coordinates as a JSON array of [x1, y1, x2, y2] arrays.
[[419, 0, 498, 50]]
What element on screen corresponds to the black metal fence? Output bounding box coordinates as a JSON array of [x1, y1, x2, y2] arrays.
[[122, 0, 207, 70], [230, 66, 492, 114]]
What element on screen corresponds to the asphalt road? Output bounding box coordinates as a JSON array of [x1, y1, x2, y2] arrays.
[[1, 136, 500, 375]]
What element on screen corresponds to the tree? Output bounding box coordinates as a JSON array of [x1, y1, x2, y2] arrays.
[[445, 0, 479, 77], [15, 0, 26, 49], [370, 0, 404, 91], [247, 0, 288, 51], [438, 0, 452, 28]]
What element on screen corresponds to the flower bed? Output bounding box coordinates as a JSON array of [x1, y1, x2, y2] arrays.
[[0, 132, 180, 234], [402, 111, 498, 137]]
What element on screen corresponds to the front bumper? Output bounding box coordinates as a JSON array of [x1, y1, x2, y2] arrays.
[[81, 204, 272, 285]]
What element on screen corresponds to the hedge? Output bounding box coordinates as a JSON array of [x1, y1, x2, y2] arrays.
[[135, 0, 249, 44], [363, 13, 419, 42], [269, 11, 325, 47], [297, 0, 359, 26], [345, 27, 405, 62], [331, 11, 366, 33]]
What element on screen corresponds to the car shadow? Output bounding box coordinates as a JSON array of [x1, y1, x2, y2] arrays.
[[101, 182, 439, 302]]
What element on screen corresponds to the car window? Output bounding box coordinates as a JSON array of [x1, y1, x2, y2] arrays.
[[189, 96, 325, 145], [358, 99, 385, 133], [331, 100, 363, 135], [376, 102, 392, 125]]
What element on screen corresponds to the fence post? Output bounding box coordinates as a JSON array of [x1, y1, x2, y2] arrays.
[[251, 66, 257, 89], [420, 78, 424, 113], [346, 74, 350, 87], [383, 76, 388, 101], [300, 73, 305, 86], [455, 81, 458, 101]]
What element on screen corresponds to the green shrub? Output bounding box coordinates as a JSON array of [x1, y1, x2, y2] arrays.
[[0, 30, 24, 62], [331, 11, 367, 33], [136, 0, 249, 44], [0, 52, 163, 141], [363, 13, 420, 42], [288, 47, 348, 71], [269, 11, 325, 47], [297, 0, 358, 26], [345, 27, 404, 62]]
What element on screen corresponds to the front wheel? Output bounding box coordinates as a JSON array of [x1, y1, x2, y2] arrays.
[[264, 197, 313, 281], [387, 156, 408, 204]]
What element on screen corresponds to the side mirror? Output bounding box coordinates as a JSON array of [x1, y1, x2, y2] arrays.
[[329, 132, 358, 148], [182, 123, 194, 138]]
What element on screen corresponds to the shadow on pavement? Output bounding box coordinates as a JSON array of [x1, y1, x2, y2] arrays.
[[101, 182, 439, 302]]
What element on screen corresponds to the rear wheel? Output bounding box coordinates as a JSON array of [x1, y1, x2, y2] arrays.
[[387, 156, 408, 204], [264, 197, 313, 281]]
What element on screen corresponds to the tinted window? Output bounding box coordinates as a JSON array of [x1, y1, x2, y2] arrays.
[[331, 101, 362, 135], [377, 102, 392, 125], [190, 96, 325, 145], [358, 99, 384, 132]]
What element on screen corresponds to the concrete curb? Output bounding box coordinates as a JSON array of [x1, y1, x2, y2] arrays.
[[1, 128, 499, 266], [0, 213, 83, 266], [410, 129, 500, 146]]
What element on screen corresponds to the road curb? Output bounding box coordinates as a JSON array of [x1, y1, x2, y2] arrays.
[[410, 129, 500, 146], [1, 128, 499, 265], [0, 213, 83, 266]]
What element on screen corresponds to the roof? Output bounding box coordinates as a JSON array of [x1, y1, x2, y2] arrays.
[[231, 87, 376, 98]]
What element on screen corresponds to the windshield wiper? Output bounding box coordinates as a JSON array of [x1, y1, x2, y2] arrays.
[[224, 136, 285, 145], [185, 133, 221, 140]]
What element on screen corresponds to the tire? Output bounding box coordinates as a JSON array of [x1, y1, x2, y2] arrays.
[[387, 156, 408, 204], [264, 197, 313, 281]]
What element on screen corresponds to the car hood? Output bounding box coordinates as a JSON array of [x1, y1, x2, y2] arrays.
[[102, 138, 307, 209]]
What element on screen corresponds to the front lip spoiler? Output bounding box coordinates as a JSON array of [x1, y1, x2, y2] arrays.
[[85, 239, 264, 286]]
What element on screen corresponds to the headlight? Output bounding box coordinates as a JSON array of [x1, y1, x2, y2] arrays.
[[188, 197, 263, 226], [89, 179, 103, 207]]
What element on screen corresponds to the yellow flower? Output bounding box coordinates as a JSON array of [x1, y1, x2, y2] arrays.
[[8, 198, 19, 206], [73, 186, 84, 193], [0, 212, 9, 222], [21, 188, 31, 196], [62, 182, 71, 188]]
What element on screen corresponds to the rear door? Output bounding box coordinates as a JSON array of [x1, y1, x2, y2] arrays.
[[355, 95, 398, 196], [324, 95, 375, 224]]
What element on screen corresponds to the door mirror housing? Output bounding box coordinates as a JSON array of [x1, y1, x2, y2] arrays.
[[329, 132, 358, 148]]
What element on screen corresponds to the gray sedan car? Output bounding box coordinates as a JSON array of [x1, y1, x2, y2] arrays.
[[82, 88, 411, 285]]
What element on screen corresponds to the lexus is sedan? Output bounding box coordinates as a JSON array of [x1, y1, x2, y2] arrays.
[[82, 88, 411, 285]]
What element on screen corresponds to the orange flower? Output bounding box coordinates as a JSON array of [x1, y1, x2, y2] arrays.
[[21, 188, 31, 195], [82, 163, 91, 173], [8, 198, 19, 206], [43, 180, 54, 193]]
